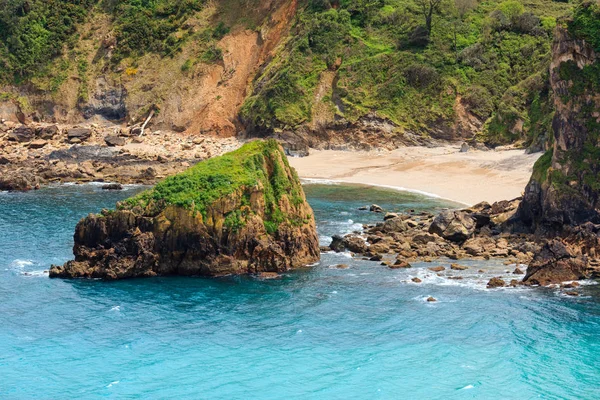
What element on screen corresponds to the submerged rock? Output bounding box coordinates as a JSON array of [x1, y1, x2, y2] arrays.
[[487, 277, 506, 288], [50, 140, 320, 279], [390, 259, 412, 269], [428, 266, 445, 272], [370, 204, 384, 213], [101, 183, 123, 191]]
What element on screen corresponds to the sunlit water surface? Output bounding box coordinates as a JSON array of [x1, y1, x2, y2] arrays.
[[1, 183, 599, 399]]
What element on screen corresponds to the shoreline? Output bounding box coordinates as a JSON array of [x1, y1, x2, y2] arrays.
[[290, 146, 542, 206], [300, 177, 466, 206]]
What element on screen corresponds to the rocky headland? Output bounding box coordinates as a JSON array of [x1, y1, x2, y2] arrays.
[[327, 10, 600, 291], [49, 140, 319, 279]]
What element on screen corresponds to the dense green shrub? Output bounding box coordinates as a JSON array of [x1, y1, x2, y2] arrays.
[[405, 64, 440, 88], [0, 0, 207, 81], [242, 0, 568, 141], [110, 0, 205, 61], [569, 1, 600, 51], [201, 45, 223, 63], [462, 86, 494, 119], [0, 0, 96, 81]]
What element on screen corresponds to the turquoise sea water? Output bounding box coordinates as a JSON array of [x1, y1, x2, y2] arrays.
[[1, 183, 599, 399]]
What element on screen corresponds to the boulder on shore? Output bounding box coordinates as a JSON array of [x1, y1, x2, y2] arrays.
[[428, 210, 476, 242], [523, 239, 590, 286], [67, 128, 92, 142], [9, 125, 34, 142], [50, 140, 320, 279]]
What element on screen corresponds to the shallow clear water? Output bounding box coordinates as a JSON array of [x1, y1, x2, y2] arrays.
[[1, 183, 599, 399]]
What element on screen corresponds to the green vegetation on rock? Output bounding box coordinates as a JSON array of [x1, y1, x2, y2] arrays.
[[569, 1, 600, 51], [0, 0, 96, 81], [531, 148, 552, 183], [0, 0, 207, 82], [109, 0, 206, 62], [121, 139, 306, 231], [0, 0, 578, 149], [531, 2, 600, 196], [242, 0, 569, 145]]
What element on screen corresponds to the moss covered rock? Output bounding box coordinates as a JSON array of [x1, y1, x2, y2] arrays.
[[50, 140, 320, 279], [515, 4, 600, 285], [517, 4, 600, 231]]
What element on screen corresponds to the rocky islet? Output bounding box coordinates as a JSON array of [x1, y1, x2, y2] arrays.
[[49, 140, 320, 279]]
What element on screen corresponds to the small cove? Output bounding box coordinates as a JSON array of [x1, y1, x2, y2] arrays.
[[0, 183, 599, 399]]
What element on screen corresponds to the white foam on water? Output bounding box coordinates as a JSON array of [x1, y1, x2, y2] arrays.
[[107, 381, 120, 388], [11, 259, 34, 269], [319, 235, 332, 245], [86, 181, 110, 186], [397, 267, 528, 293], [300, 178, 340, 186], [20, 270, 48, 278], [460, 385, 475, 390], [110, 306, 121, 312]]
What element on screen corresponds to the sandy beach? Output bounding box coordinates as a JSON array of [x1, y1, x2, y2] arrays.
[[289, 145, 541, 206]]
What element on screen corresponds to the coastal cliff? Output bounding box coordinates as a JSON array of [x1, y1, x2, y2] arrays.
[[517, 11, 600, 230], [515, 3, 600, 284], [0, 0, 570, 148], [49, 140, 320, 279]]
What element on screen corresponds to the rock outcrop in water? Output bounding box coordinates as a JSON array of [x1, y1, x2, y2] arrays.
[[50, 140, 320, 279], [514, 5, 600, 284]]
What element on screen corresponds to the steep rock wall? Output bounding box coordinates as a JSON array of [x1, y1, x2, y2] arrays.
[[515, 4, 600, 284], [517, 23, 600, 231]]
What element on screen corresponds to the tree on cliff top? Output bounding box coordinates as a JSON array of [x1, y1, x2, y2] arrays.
[[415, 0, 446, 36]]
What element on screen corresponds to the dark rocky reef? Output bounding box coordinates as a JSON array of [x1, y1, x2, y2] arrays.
[[523, 224, 600, 286], [50, 140, 320, 279]]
